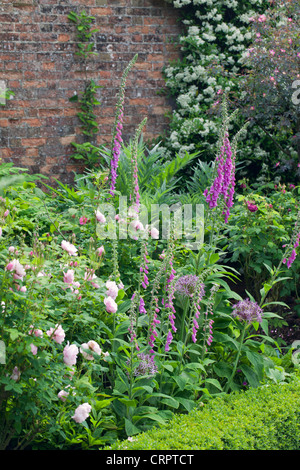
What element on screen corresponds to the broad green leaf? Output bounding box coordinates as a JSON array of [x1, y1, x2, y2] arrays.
[[205, 378, 223, 391], [240, 364, 260, 388], [125, 418, 141, 436]]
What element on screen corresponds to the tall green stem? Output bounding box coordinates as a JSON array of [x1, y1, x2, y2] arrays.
[[225, 322, 247, 393]]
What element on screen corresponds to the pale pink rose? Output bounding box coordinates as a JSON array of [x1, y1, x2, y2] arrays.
[[84, 270, 95, 282], [47, 324, 65, 344], [11, 367, 20, 381], [61, 240, 78, 256], [58, 390, 69, 402], [5, 261, 14, 271], [72, 403, 92, 423], [63, 269, 75, 285], [84, 271, 100, 288], [6, 259, 26, 280], [105, 280, 118, 300], [30, 343, 38, 355], [14, 261, 26, 278], [16, 285, 27, 293], [95, 210, 106, 223], [3, 209, 9, 218], [80, 340, 102, 360], [63, 342, 79, 366], [130, 219, 144, 231], [70, 281, 80, 294], [91, 281, 100, 289], [8, 246, 15, 253], [104, 296, 118, 314], [150, 227, 159, 239], [29, 326, 43, 338], [13, 273, 23, 281]]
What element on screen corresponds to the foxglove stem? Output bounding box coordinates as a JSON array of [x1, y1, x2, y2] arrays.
[[130, 117, 147, 213], [109, 54, 138, 197], [201, 284, 218, 360], [180, 297, 190, 344]]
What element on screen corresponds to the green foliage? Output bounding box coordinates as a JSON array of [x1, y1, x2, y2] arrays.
[[160, 0, 298, 183], [108, 377, 300, 450], [68, 10, 101, 168], [69, 80, 102, 139], [0, 88, 15, 106], [67, 10, 99, 59], [238, 0, 300, 164], [223, 182, 300, 302], [1, 54, 299, 451], [100, 140, 200, 210]]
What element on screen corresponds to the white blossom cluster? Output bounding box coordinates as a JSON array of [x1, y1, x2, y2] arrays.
[[162, 0, 269, 159]]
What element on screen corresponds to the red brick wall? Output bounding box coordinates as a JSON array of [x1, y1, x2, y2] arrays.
[[0, 0, 181, 182]]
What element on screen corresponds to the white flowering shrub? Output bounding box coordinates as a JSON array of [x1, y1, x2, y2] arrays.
[[162, 0, 270, 164]]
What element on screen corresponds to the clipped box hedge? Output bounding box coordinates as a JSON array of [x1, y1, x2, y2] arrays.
[[107, 379, 300, 450]]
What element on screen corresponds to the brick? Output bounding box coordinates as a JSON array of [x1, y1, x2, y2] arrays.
[[0, 0, 181, 184], [21, 138, 46, 147], [60, 135, 76, 146]]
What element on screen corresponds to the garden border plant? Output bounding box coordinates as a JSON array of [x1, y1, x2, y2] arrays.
[[107, 376, 300, 450], [0, 54, 299, 451], [160, 0, 299, 185]]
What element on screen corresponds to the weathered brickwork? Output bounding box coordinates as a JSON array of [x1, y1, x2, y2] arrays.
[[0, 0, 181, 182]]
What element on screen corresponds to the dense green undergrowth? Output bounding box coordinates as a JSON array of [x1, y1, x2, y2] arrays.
[[107, 377, 300, 450]]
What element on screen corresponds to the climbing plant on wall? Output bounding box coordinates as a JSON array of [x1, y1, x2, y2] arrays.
[[68, 10, 102, 167]]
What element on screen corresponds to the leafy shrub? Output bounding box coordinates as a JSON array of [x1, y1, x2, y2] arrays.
[[1, 57, 299, 451], [222, 182, 300, 302], [107, 377, 300, 450]]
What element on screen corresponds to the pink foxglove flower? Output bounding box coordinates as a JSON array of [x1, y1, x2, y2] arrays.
[[104, 296, 118, 314], [165, 330, 173, 352], [246, 202, 258, 212], [47, 324, 65, 344], [96, 245, 105, 257], [63, 342, 79, 366], [80, 340, 102, 360], [287, 249, 296, 269], [61, 240, 78, 256], [72, 403, 92, 423]]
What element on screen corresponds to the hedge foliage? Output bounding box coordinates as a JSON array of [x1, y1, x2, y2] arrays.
[[107, 378, 300, 450]]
